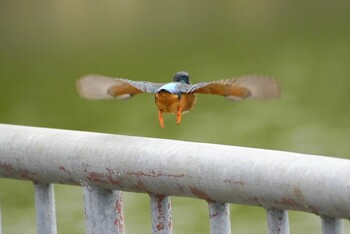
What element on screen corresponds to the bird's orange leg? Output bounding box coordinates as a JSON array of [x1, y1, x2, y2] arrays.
[[158, 110, 165, 129], [176, 107, 182, 125]]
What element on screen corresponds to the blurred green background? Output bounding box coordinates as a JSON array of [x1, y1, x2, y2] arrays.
[[1, 1, 350, 233]]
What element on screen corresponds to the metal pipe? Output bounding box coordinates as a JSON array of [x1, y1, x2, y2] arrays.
[[1, 124, 350, 218], [149, 194, 172, 234], [266, 208, 289, 234], [321, 216, 343, 234], [208, 202, 231, 234], [83, 185, 124, 234], [34, 183, 57, 234]]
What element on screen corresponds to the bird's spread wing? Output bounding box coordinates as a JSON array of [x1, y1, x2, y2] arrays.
[[77, 75, 164, 99], [188, 76, 281, 101]]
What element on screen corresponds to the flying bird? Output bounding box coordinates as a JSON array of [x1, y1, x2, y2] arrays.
[[77, 71, 281, 128]]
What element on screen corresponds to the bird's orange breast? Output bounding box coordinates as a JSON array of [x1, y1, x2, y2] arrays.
[[155, 91, 196, 113]]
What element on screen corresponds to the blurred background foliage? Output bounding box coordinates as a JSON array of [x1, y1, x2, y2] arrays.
[[0, 0, 349, 233]]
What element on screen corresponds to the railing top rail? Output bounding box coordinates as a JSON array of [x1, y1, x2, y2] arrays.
[[0, 124, 349, 218]]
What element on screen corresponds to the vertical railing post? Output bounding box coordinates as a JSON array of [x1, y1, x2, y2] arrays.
[[266, 208, 289, 234], [321, 216, 343, 234], [208, 202, 231, 234], [83, 185, 124, 234], [34, 183, 57, 234], [149, 194, 172, 234]]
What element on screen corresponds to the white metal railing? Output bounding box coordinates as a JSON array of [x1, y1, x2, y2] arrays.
[[0, 124, 349, 234]]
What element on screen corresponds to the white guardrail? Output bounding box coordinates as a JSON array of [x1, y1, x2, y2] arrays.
[[0, 124, 349, 234]]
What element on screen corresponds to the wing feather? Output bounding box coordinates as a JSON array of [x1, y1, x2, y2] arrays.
[[188, 76, 281, 101], [77, 75, 163, 100]]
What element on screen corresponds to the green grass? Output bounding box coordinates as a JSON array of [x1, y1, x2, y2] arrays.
[[1, 1, 350, 233]]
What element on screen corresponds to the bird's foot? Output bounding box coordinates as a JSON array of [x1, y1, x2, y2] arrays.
[[158, 110, 165, 129], [176, 108, 182, 125]]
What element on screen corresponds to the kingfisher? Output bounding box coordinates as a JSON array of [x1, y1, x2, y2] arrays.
[[77, 71, 281, 128]]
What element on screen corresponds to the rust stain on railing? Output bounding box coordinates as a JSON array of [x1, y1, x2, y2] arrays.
[[189, 186, 214, 202]]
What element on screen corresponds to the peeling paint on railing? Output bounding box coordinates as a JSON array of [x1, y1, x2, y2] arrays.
[[0, 124, 349, 234]]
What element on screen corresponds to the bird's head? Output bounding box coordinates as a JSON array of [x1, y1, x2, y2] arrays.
[[173, 71, 190, 84]]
